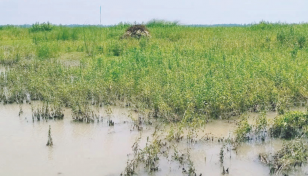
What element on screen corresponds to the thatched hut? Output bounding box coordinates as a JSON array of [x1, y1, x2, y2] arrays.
[[121, 25, 151, 39]]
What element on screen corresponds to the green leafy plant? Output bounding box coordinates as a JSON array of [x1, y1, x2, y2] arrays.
[[30, 22, 53, 32], [235, 118, 252, 142], [271, 111, 308, 139]]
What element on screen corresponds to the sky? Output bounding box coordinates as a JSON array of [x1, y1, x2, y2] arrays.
[[1, 0, 308, 25]]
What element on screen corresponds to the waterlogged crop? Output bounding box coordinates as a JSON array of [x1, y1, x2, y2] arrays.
[[235, 118, 251, 142], [271, 111, 308, 139], [260, 139, 308, 175], [0, 21, 308, 123]]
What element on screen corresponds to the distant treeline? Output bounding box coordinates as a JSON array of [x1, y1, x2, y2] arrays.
[[1, 21, 306, 28]]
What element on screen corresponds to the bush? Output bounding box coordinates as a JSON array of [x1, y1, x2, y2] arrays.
[[30, 22, 53, 32], [270, 111, 308, 139], [260, 140, 308, 175], [250, 21, 273, 30], [235, 118, 252, 142]]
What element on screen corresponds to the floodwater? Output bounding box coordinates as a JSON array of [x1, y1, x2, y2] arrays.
[[0, 103, 307, 176], [0, 103, 143, 176]]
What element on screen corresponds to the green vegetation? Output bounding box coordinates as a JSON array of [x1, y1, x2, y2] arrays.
[[146, 19, 179, 27], [260, 139, 308, 175], [271, 111, 308, 139], [255, 113, 267, 133], [235, 111, 308, 142], [235, 118, 252, 142], [235, 111, 308, 174], [30, 22, 53, 32], [1, 21, 308, 123]]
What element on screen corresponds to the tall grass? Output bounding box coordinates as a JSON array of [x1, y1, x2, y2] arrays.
[[1, 22, 308, 122]]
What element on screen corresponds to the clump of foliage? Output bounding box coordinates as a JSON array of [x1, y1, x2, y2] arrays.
[[235, 118, 252, 142], [255, 114, 268, 133], [259, 139, 308, 175], [29, 22, 53, 32], [234, 113, 268, 143], [250, 21, 275, 30], [32, 103, 64, 121], [275, 26, 307, 50], [270, 111, 308, 139], [254, 114, 268, 141]]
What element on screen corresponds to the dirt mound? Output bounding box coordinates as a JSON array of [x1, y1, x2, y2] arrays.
[[121, 25, 151, 39]]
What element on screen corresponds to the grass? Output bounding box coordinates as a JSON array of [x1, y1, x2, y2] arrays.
[[1, 21, 308, 123]]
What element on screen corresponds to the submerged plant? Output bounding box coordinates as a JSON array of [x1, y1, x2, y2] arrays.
[[235, 118, 252, 142], [46, 125, 53, 146], [32, 103, 64, 121], [259, 139, 308, 175]]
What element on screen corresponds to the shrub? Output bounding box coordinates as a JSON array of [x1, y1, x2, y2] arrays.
[[255, 114, 267, 133], [270, 111, 308, 139], [250, 21, 273, 30], [30, 22, 53, 32], [260, 140, 308, 175], [235, 118, 252, 142]]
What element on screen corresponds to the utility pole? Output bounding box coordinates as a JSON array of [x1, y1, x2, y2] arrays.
[[100, 6, 101, 25]]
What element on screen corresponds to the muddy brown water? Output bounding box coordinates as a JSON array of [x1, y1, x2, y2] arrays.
[[1, 103, 308, 176]]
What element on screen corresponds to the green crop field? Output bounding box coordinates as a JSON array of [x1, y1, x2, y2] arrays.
[[1, 21, 308, 123]]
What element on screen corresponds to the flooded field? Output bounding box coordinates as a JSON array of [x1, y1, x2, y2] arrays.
[[0, 103, 308, 176]]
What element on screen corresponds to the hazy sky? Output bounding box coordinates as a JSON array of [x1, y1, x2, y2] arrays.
[[1, 0, 308, 25]]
